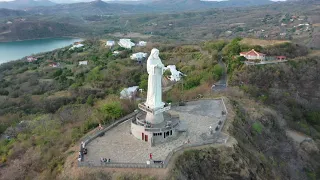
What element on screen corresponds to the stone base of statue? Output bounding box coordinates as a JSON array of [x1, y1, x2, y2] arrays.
[[131, 110, 180, 146]]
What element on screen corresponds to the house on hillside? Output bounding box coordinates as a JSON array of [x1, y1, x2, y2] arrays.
[[70, 43, 84, 50], [79, 61, 88, 65], [118, 39, 135, 49], [113, 51, 120, 56], [27, 56, 37, 62], [130, 52, 147, 61], [106, 40, 115, 47], [49, 62, 60, 68], [137, 41, 147, 47], [240, 49, 266, 62], [120, 86, 139, 99]]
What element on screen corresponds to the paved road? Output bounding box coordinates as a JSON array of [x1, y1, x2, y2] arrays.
[[212, 55, 228, 91]]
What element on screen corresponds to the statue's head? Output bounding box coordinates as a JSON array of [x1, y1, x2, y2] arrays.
[[151, 48, 160, 59]]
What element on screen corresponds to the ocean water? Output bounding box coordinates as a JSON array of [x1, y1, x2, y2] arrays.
[[0, 37, 82, 64]]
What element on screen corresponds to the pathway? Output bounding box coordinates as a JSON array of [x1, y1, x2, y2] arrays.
[[212, 55, 228, 91]]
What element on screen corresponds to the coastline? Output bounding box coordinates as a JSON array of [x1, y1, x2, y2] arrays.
[[0, 37, 85, 64], [0, 36, 84, 43]]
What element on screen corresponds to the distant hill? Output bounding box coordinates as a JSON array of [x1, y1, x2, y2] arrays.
[[28, 0, 150, 16], [0, 8, 29, 17], [0, 0, 56, 10], [148, 0, 274, 11], [0, 20, 85, 42], [26, 0, 275, 16]]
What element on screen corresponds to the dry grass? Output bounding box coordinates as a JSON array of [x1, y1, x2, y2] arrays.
[[309, 50, 320, 57], [47, 90, 71, 99], [312, 23, 320, 27], [240, 38, 290, 47], [109, 32, 152, 39]]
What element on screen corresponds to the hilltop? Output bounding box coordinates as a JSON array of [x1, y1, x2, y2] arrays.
[[0, 0, 55, 9], [0, 37, 318, 179]]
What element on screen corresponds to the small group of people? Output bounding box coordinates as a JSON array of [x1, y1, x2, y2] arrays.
[[100, 157, 111, 163], [98, 123, 103, 130], [78, 141, 88, 162]]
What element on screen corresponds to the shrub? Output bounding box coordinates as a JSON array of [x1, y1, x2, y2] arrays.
[[252, 122, 263, 134], [86, 95, 94, 106], [184, 75, 201, 90], [212, 64, 224, 79], [306, 111, 320, 125], [0, 89, 9, 96], [100, 101, 123, 122]]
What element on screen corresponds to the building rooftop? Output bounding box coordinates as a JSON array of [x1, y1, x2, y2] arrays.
[[240, 49, 265, 56]]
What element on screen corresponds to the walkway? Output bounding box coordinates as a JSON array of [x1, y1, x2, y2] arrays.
[[212, 55, 228, 91]]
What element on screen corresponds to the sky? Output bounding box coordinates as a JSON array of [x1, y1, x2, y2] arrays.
[[0, 0, 288, 2]]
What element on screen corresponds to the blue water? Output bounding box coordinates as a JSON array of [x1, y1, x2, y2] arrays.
[[0, 38, 82, 64]]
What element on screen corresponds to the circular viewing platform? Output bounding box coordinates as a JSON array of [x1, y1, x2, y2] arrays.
[[131, 111, 180, 145]]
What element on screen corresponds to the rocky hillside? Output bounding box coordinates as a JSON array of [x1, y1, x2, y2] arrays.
[[0, 9, 29, 17], [230, 57, 320, 137]]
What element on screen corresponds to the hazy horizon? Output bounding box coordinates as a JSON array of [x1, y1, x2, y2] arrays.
[[0, 0, 288, 2]]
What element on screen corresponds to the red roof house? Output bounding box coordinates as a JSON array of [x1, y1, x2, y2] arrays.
[[240, 49, 266, 61]]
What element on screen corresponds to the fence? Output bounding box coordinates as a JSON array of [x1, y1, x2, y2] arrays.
[[79, 161, 164, 169], [81, 111, 138, 147]]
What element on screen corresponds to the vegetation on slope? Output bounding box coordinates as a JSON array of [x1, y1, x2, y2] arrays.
[[0, 37, 319, 179]]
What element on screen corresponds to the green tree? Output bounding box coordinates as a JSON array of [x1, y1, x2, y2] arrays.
[[86, 95, 94, 106], [87, 66, 102, 82], [100, 101, 123, 121], [212, 64, 224, 79], [306, 111, 320, 125], [139, 74, 148, 90]]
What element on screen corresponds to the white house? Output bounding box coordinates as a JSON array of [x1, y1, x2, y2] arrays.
[[106, 40, 115, 47], [27, 56, 37, 62], [120, 86, 139, 99], [137, 41, 147, 47], [79, 61, 88, 65], [164, 65, 184, 82], [130, 52, 147, 60], [113, 51, 120, 55], [240, 49, 266, 61], [49, 62, 60, 68], [70, 44, 84, 50], [118, 39, 135, 49]]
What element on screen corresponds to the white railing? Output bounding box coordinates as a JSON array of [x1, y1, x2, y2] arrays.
[[138, 103, 171, 115]]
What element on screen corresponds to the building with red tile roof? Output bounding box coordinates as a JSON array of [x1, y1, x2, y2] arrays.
[[240, 49, 266, 61]]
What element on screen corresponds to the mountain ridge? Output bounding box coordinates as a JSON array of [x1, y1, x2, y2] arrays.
[[24, 0, 276, 15], [0, 0, 56, 10]]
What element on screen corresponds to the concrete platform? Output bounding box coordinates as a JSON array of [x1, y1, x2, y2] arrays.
[[83, 99, 226, 165]]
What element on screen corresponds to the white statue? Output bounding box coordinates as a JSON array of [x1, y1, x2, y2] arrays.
[[145, 48, 165, 109], [144, 48, 165, 124]]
